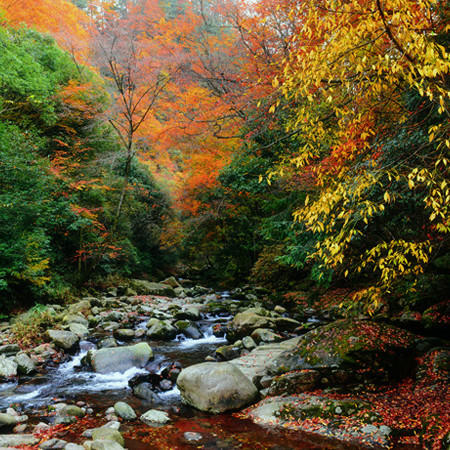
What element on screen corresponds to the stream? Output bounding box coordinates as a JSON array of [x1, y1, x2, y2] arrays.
[[0, 301, 333, 449]]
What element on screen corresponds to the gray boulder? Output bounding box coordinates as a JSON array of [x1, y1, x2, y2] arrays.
[[177, 362, 258, 413], [140, 409, 170, 425], [47, 330, 79, 350], [89, 343, 153, 373], [146, 319, 177, 340], [91, 428, 124, 446], [0, 355, 17, 378], [113, 402, 136, 420]]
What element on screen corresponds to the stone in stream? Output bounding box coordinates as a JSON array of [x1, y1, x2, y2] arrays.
[[0, 434, 39, 447], [91, 428, 124, 446], [14, 352, 36, 375], [146, 319, 177, 340], [132, 382, 160, 401], [215, 344, 241, 361], [89, 342, 153, 374], [176, 362, 258, 413], [98, 337, 117, 348], [140, 409, 171, 425], [113, 329, 135, 340], [0, 355, 17, 378], [174, 320, 201, 339], [46, 330, 79, 351], [113, 402, 136, 420]]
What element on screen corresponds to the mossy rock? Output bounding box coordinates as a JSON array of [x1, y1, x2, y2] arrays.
[[270, 319, 416, 382]]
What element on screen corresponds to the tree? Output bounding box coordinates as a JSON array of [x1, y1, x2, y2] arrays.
[[90, 0, 176, 223], [270, 0, 449, 311]]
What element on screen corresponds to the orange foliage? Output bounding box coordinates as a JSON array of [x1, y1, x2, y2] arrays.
[[0, 0, 91, 61]]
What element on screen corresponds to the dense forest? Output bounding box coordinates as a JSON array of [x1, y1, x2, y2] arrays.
[[0, 0, 448, 449]]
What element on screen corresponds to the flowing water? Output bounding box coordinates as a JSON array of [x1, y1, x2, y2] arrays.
[[0, 311, 338, 449]]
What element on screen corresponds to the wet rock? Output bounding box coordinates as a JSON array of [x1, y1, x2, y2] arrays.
[[89, 342, 153, 374], [242, 336, 257, 351], [215, 345, 241, 361], [131, 279, 176, 297], [91, 428, 124, 446], [251, 328, 282, 344], [69, 323, 89, 338], [212, 324, 226, 337], [133, 382, 160, 401], [47, 330, 79, 351], [0, 413, 18, 427], [0, 344, 20, 356], [175, 306, 201, 321], [98, 338, 117, 349], [146, 319, 177, 340], [113, 402, 136, 420], [61, 405, 85, 418], [174, 321, 201, 339], [183, 432, 203, 442], [0, 355, 17, 378], [39, 438, 68, 448], [177, 362, 258, 413], [140, 409, 170, 425], [0, 434, 39, 447], [160, 379, 172, 391], [113, 329, 135, 341]]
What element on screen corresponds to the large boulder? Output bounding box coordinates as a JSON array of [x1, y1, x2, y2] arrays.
[[177, 362, 258, 413], [146, 319, 177, 340], [131, 280, 176, 297], [270, 320, 416, 383], [89, 343, 153, 374], [47, 330, 79, 350]]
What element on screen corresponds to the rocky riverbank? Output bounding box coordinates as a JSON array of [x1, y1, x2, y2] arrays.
[[0, 279, 448, 449]]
